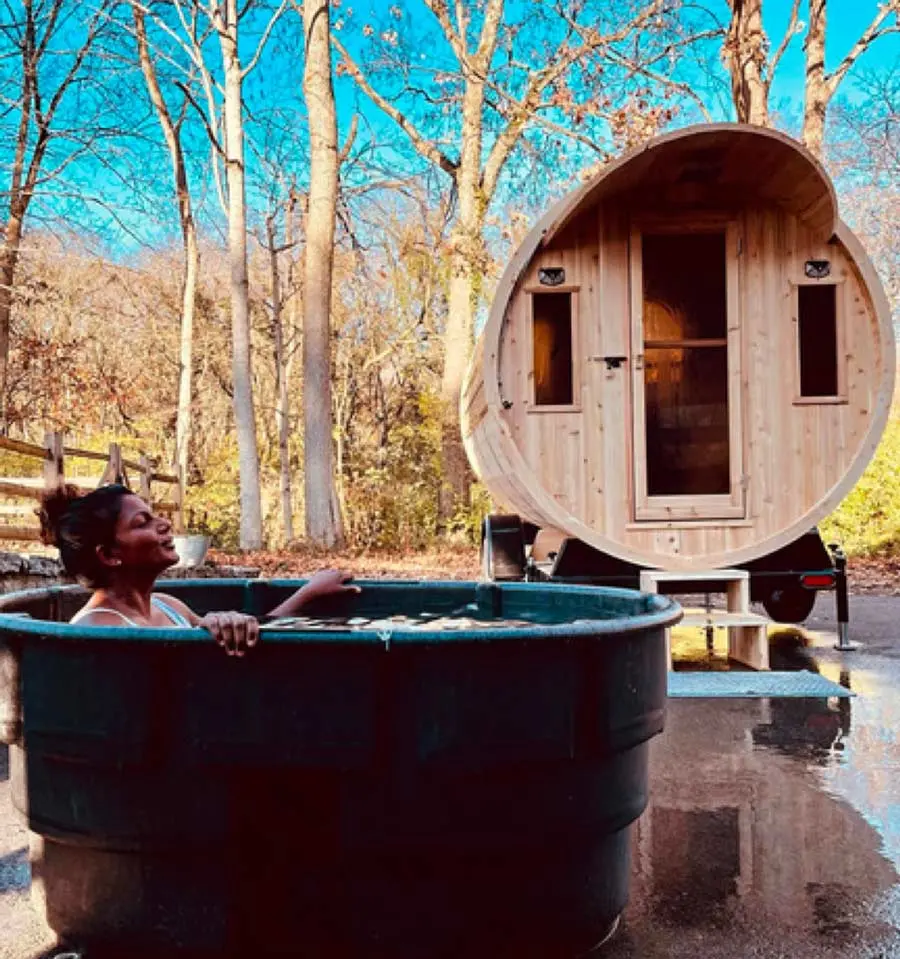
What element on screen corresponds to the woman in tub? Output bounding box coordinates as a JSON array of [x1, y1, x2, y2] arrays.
[[39, 484, 356, 656]]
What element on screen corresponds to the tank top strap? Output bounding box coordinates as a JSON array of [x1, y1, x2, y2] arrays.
[[151, 596, 192, 628], [70, 606, 139, 626]]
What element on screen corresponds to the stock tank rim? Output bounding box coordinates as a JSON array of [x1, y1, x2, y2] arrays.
[[0, 578, 682, 644]]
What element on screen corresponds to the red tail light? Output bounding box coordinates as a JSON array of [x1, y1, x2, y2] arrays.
[[801, 573, 835, 589]]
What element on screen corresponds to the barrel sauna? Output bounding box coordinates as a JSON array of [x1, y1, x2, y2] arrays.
[[462, 124, 896, 578]]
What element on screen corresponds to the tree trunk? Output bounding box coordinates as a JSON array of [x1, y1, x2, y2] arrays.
[[134, 5, 197, 533], [438, 78, 484, 521], [802, 0, 828, 158], [724, 0, 770, 125], [219, 0, 263, 549], [302, 0, 344, 547], [286, 184, 301, 415], [268, 213, 294, 545], [440, 241, 476, 519], [175, 223, 198, 528], [0, 216, 23, 430]]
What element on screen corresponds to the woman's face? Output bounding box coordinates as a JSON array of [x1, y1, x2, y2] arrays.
[[109, 494, 179, 572]]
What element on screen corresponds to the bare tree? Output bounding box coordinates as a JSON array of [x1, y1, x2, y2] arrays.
[[720, 0, 899, 158], [832, 67, 900, 325], [335, 0, 693, 517], [301, 0, 344, 547], [263, 194, 297, 545], [212, 0, 263, 548], [133, 6, 198, 528], [802, 0, 899, 158], [134, 0, 287, 548], [722, 0, 800, 125], [0, 0, 114, 428]]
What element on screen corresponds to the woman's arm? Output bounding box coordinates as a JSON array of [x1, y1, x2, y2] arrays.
[[155, 569, 357, 654], [265, 570, 360, 620]]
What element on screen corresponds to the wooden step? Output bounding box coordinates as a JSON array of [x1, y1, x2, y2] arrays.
[[640, 568, 748, 585], [640, 568, 751, 617], [680, 611, 770, 629]]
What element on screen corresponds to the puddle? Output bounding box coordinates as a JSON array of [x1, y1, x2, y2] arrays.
[[606, 693, 900, 957]]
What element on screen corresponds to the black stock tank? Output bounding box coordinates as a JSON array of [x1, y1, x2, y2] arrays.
[[0, 579, 681, 958]]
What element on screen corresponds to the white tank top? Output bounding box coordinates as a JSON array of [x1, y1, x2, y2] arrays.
[[70, 596, 191, 628]]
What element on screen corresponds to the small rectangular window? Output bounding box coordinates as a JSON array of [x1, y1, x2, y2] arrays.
[[533, 292, 573, 406], [798, 285, 839, 398]]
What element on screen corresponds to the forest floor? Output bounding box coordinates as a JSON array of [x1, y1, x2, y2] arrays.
[[208, 543, 482, 582], [209, 543, 900, 595]]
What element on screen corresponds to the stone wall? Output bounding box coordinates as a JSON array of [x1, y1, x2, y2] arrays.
[[0, 551, 259, 594]]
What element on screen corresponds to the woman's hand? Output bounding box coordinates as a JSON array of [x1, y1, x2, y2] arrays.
[[298, 569, 361, 606], [199, 611, 260, 657], [266, 569, 361, 620]]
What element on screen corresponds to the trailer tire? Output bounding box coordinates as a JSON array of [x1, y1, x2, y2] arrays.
[[762, 585, 817, 624]]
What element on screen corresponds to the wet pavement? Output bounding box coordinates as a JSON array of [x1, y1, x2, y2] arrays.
[[2, 592, 900, 958]]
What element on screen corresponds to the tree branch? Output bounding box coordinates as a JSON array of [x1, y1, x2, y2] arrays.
[[331, 34, 458, 178], [827, 4, 896, 95], [454, 0, 468, 49], [35, 0, 111, 134], [422, 0, 468, 63], [768, 0, 801, 86], [338, 113, 359, 165], [474, 0, 505, 64], [517, 103, 611, 155], [34, 0, 63, 61], [482, 0, 664, 200], [241, 0, 288, 78], [605, 46, 714, 121], [174, 79, 226, 157]]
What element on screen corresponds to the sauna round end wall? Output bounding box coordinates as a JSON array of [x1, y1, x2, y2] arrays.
[[0, 579, 680, 957], [462, 123, 896, 571]]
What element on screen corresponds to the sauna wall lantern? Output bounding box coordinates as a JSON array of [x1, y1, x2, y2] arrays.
[[538, 267, 566, 286], [804, 259, 831, 280]]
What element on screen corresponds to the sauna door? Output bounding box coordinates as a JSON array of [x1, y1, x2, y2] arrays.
[[630, 224, 745, 521]]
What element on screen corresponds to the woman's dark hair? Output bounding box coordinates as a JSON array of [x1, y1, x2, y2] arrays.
[[38, 484, 132, 587]]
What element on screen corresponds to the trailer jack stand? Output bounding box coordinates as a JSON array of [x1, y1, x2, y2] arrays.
[[829, 544, 858, 651]]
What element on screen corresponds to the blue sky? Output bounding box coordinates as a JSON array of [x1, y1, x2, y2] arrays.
[[765, 0, 900, 122], [3, 0, 899, 257]]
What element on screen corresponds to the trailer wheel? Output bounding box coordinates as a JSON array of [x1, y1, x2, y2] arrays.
[[481, 514, 527, 582], [762, 585, 817, 624]]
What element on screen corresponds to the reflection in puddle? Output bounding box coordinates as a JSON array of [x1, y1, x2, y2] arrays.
[[610, 695, 900, 957]]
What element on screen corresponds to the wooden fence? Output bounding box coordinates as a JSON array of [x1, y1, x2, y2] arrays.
[[0, 431, 183, 543]]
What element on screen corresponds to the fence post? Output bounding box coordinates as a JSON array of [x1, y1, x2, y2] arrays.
[[173, 471, 185, 534], [43, 431, 64, 493], [139, 454, 152, 503], [100, 443, 125, 487]]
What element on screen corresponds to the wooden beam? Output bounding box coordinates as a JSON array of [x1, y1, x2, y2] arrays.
[[0, 436, 47, 459], [0, 526, 42, 542], [62, 446, 107, 463], [150, 472, 178, 484], [63, 446, 144, 473], [1, 477, 96, 492], [0, 479, 46, 501]]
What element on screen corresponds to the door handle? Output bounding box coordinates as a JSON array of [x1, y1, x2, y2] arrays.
[[602, 355, 627, 370]]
